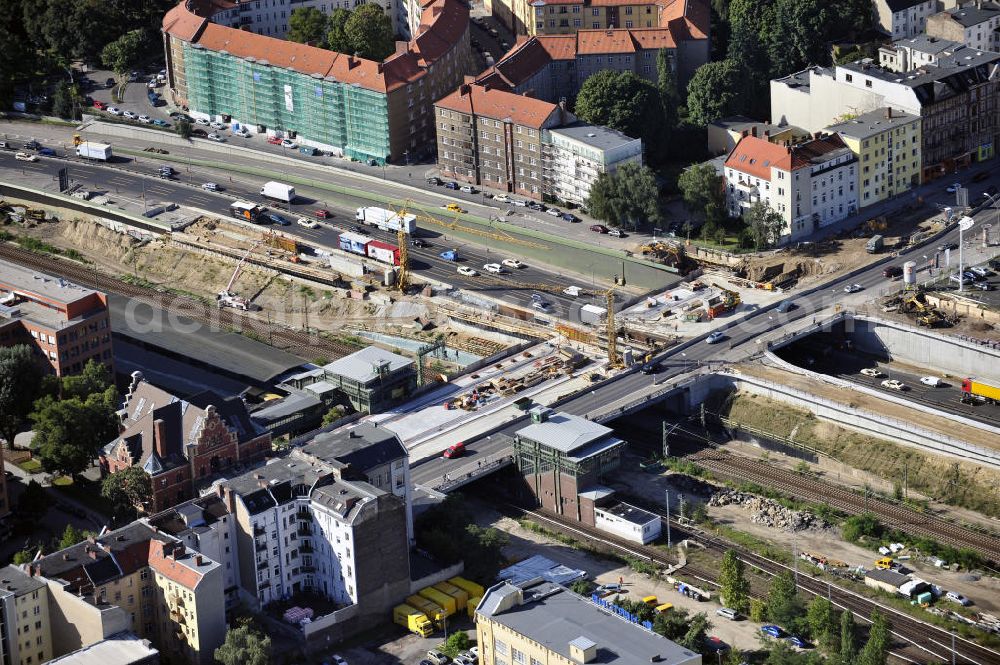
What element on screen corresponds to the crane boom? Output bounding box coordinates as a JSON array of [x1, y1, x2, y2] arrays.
[[218, 239, 265, 310]]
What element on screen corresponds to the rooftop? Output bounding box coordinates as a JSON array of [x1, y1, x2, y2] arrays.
[[601, 502, 659, 525], [478, 580, 700, 665], [938, 1, 1000, 27], [865, 568, 909, 587], [0, 565, 46, 597], [725, 133, 852, 179], [548, 122, 641, 152], [825, 107, 920, 139], [44, 632, 158, 665], [885, 0, 934, 11], [888, 34, 965, 56], [839, 50, 1000, 89], [0, 260, 97, 306], [295, 421, 407, 473], [516, 412, 618, 456], [145, 493, 232, 538], [436, 83, 562, 129], [322, 346, 413, 385]]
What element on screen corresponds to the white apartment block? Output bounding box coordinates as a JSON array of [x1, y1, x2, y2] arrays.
[[544, 124, 643, 206], [209, 0, 416, 42], [0, 567, 52, 665], [874, 0, 941, 38], [878, 35, 967, 71]]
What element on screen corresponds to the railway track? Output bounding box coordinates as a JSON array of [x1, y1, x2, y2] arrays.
[[0, 243, 357, 360], [689, 450, 1000, 563], [512, 503, 1000, 665]]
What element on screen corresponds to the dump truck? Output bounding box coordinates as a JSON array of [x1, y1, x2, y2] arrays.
[[419, 586, 457, 616], [434, 581, 469, 609], [76, 142, 112, 161], [961, 378, 1000, 405], [393, 604, 433, 637], [407, 595, 446, 627], [260, 181, 296, 202]]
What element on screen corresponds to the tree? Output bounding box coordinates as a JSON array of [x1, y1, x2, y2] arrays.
[[857, 610, 889, 665], [574, 70, 665, 156], [805, 596, 837, 649], [18, 480, 51, 519], [686, 60, 747, 126], [719, 549, 751, 614], [176, 119, 192, 140], [0, 345, 43, 448], [31, 383, 118, 479], [839, 608, 856, 664], [677, 162, 724, 223], [13, 548, 36, 565], [745, 201, 785, 250], [214, 619, 271, 665], [326, 8, 352, 52], [321, 405, 347, 426], [56, 523, 93, 550], [842, 512, 884, 543], [443, 631, 472, 658], [656, 48, 679, 134], [102, 465, 152, 516], [680, 612, 711, 653], [653, 605, 692, 641], [100, 29, 147, 79], [750, 598, 767, 623], [585, 162, 661, 230], [343, 3, 395, 61], [50, 81, 80, 119], [570, 579, 595, 595], [766, 571, 801, 627], [61, 359, 113, 401], [286, 7, 329, 45]]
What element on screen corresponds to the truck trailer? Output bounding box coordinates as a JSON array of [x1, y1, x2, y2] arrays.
[[392, 604, 433, 637], [260, 181, 296, 202], [419, 586, 457, 616], [434, 581, 469, 609], [961, 378, 1000, 404], [76, 142, 112, 161], [866, 235, 884, 254], [355, 206, 416, 234], [407, 595, 446, 627], [366, 239, 401, 266]]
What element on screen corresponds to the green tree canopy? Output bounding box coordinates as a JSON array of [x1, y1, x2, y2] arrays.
[[100, 29, 148, 78], [326, 8, 352, 52], [745, 201, 785, 249], [55, 523, 94, 550], [344, 3, 395, 61], [719, 549, 751, 614], [585, 162, 661, 230], [287, 7, 329, 45], [18, 480, 51, 520], [214, 619, 271, 665], [102, 465, 152, 517], [766, 571, 802, 627], [61, 359, 113, 401], [839, 608, 856, 665], [857, 610, 889, 665], [677, 162, 724, 222], [574, 70, 665, 155], [656, 48, 680, 135], [686, 59, 747, 126], [443, 632, 472, 658], [805, 596, 837, 649], [842, 512, 884, 542], [0, 345, 43, 448], [13, 548, 36, 565]]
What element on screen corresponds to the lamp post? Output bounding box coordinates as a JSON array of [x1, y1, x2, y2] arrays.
[[957, 216, 974, 293]]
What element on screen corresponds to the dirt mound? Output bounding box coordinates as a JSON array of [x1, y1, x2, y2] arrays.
[[741, 257, 841, 284], [59, 219, 139, 260]]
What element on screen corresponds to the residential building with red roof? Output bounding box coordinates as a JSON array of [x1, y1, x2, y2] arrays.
[[162, 0, 472, 163], [724, 131, 858, 242]]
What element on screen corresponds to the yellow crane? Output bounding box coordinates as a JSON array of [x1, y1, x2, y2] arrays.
[[399, 199, 545, 250]]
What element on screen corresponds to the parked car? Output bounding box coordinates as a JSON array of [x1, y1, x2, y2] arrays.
[[232, 127, 251, 138], [460, 185, 476, 193], [881, 379, 906, 391], [427, 176, 443, 185], [209, 121, 228, 130], [137, 114, 152, 124], [704, 637, 730, 654], [608, 228, 626, 237], [512, 198, 527, 206], [938, 241, 958, 252], [761, 625, 784, 639], [844, 283, 864, 293], [266, 135, 283, 145], [152, 119, 171, 127], [860, 368, 884, 377], [492, 193, 509, 202], [411, 238, 429, 248], [531, 301, 551, 312], [716, 607, 739, 621], [501, 259, 523, 269], [883, 265, 903, 279], [589, 224, 608, 233], [280, 138, 298, 149], [92, 100, 107, 110], [105, 77, 116, 87], [206, 133, 226, 142], [527, 201, 545, 211], [443, 442, 466, 459], [706, 331, 725, 344], [122, 110, 138, 120], [425, 650, 450, 665], [949, 272, 972, 285], [444, 181, 459, 190], [37, 148, 54, 156], [946, 591, 972, 606], [14, 152, 38, 162], [786, 636, 809, 649], [106, 106, 123, 116], [297, 218, 318, 228], [596, 583, 622, 596], [457, 266, 478, 277], [194, 117, 211, 126], [201, 182, 221, 192], [546, 207, 562, 217], [640, 361, 660, 375], [973, 281, 991, 291], [561, 213, 578, 223], [970, 266, 992, 278]]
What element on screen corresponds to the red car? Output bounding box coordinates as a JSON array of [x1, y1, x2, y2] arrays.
[[266, 136, 283, 145], [443, 442, 466, 459], [314, 209, 331, 219], [92, 100, 107, 110]]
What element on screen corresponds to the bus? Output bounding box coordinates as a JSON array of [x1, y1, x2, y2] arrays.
[[230, 201, 266, 224]]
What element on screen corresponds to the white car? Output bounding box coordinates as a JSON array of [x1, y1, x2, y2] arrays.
[[14, 152, 38, 162], [232, 127, 251, 138], [483, 263, 504, 274], [545, 207, 562, 217], [492, 194, 509, 203], [501, 258, 523, 269], [201, 182, 221, 191], [457, 266, 479, 276], [881, 379, 906, 391], [147, 80, 157, 89], [844, 283, 864, 293], [860, 368, 883, 377], [297, 218, 318, 228], [137, 114, 152, 124], [563, 285, 582, 297], [920, 376, 942, 387], [970, 266, 991, 278], [194, 117, 211, 126], [706, 331, 725, 344], [106, 106, 123, 116], [460, 185, 476, 193], [206, 133, 226, 142], [512, 198, 527, 207], [280, 139, 298, 149], [209, 121, 227, 130], [122, 110, 138, 119]]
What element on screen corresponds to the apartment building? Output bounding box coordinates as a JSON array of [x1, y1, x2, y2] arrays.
[[100, 374, 271, 513], [873, 0, 941, 38], [545, 123, 643, 206], [476, 579, 702, 665], [724, 132, 858, 242], [770, 52, 1000, 180], [706, 117, 807, 155], [163, 0, 471, 164], [926, 1, 1000, 51], [878, 35, 966, 71], [825, 107, 922, 208], [0, 261, 112, 377], [204, 0, 419, 41], [43, 634, 159, 665], [0, 566, 52, 665]]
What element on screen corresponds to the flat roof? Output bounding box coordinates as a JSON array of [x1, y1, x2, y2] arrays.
[[548, 123, 640, 152], [44, 632, 158, 665], [890, 34, 964, 55], [0, 260, 96, 305], [865, 568, 909, 586], [296, 422, 406, 472], [517, 412, 615, 455], [840, 50, 1000, 87], [322, 346, 413, 384], [478, 581, 699, 665], [109, 294, 305, 386], [599, 502, 659, 526], [942, 3, 999, 27], [0, 565, 46, 596], [825, 107, 920, 139]]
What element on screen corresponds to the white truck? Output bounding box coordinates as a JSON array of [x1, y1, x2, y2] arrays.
[[260, 181, 296, 202], [76, 142, 112, 161], [355, 206, 417, 234]]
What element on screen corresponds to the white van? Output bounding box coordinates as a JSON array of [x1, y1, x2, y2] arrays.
[[716, 607, 739, 621]]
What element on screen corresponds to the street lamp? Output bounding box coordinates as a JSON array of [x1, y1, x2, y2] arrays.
[[957, 216, 974, 293]]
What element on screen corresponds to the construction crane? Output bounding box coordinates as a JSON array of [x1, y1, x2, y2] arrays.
[[217, 239, 264, 310], [397, 227, 410, 292]]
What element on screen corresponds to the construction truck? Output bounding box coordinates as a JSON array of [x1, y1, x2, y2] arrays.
[[393, 604, 434, 637], [419, 586, 457, 617], [407, 595, 446, 628], [434, 581, 469, 610]]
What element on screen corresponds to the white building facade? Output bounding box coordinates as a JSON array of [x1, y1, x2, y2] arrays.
[[209, 0, 416, 41], [874, 0, 941, 38], [544, 124, 643, 206]]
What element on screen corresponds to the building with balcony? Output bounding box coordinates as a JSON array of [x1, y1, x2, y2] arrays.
[[544, 123, 642, 206], [0, 565, 52, 665], [0, 260, 112, 377], [825, 107, 922, 208], [926, 1, 1000, 51], [475, 579, 701, 665], [162, 0, 472, 164], [100, 374, 271, 513], [724, 132, 858, 242], [873, 0, 941, 38]]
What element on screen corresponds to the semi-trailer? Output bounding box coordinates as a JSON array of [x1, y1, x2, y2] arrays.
[[392, 604, 433, 637]]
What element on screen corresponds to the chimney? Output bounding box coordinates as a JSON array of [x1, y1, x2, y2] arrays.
[[885, 107, 892, 119], [377, 62, 384, 74], [459, 83, 470, 96], [88, 550, 98, 560], [195, 555, 204, 566], [153, 418, 168, 459], [741, 129, 749, 137], [764, 130, 771, 139], [751, 126, 758, 137], [558, 98, 568, 125], [223, 485, 236, 514]]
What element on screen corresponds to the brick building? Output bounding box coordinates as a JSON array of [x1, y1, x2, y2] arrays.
[[101, 374, 271, 513], [0, 260, 112, 376]]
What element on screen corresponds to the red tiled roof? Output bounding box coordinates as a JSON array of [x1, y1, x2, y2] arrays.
[[576, 30, 638, 55], [725, 136, 795, 180], [435, 84, 560, 128], [148, 541, 207, 589], [629, 27, 678, 49]]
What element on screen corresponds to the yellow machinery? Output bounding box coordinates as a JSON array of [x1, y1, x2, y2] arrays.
[[400, 199, 544, 250], [72, 133, 82, 146], [397, 227, 409, 292]]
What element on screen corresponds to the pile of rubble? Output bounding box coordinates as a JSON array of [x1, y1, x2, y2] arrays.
[[709, 490, 831, 532]]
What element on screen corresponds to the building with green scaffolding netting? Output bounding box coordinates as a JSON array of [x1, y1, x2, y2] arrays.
[[162, 0, 471, 164]]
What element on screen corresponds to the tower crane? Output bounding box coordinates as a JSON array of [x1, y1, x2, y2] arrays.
[[217, 239, 264, 310]]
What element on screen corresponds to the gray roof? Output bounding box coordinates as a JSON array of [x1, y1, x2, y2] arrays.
[[477, 581, 700, 665], [0, 565, 46, 597], [941, 2, 1000, 27], [44, 632, 158, 665], [323, 346, 413, 385], [600, 502, 659, 526], [885, 0, 933, 11], [865, 568, 909, 587], [825, 107, 920, 139], [0, 260, 97, 306], [841, 50, 1000, 89], [295, 422, 406, 472], [548, 123, 640, 152], [516, 412, 617, 455], [250, 390, 322, 423], [890, 34, 965, 56]]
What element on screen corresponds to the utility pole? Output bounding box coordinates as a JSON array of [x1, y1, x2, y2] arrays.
[[662, 420, 669, 459], [951, 630, 956, 665], [664, 490, 671, 548]]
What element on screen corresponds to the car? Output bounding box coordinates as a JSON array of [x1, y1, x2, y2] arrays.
[[527, 201, 545, 211], [640, 361, 660, 375], [457, 266, 479, 276], [530, 292, 547, 303], [147, 80, 157, 89], [209, 121, 228, 130], [425, 650, 450, 665], [493, 193, 510, 202], [546, 207, 562, 217], [502, 259, 524, 269], [105, 77, 116, 87], [443, 442, 466, 459], [844, 283, 864, 293], [970, 266, 992, 278], [92, 100, 107, 110], [23, 140, 41, 151], [207, 132, 226, 142], [232, 127, 251, 138], [946, 591, 972, 606], [412, 238, 429, 248], [453, 658, 473, 665], [716, 607, 739, 621], [881, 379, 906, 391], [297, 218, 318, 228], [973, 281, 991, 291], [949, 272, 972, 285], [444, 181, 459, 190], [443, 203, 465, 213], [266, 135, 283, 145], [419, 661, 435, 665], [860, 368, 884, 377], [191, 128, 208, 137], [122, 110, 138, 119], [458, 651, 478, 663], [201, 182, 221, 192], [946, 182, 960, 193], [786, 636, 809, 649], [267, 213, 291, 226], [159, 166, 175, 176], [152, 119, 171, 127], [106, 106, 123, 116], [483, 263, 504, 274], [280, 138, 298, 149], [352, 225, 369, 235], [589, 224, 608, 233], [532, 301, 551, 312], [608, 228, 627, 237], [37, 148, 54, 156], [775, 300, 797, 313], [563, 285, 582, 297], [920, 376, 942, 387], [561, 213, 578, 222], [468, 647, 479, 659], [194, 117, 211, 126], [512, 198, 527, 207], [938, 241, 958, 252], [137, 114, 152, 124], [761, 625, 784, 639], [426, 176, 443, 185], [14, 152, 38, 162], [0, 140, 11, 149], [704, 637, 730, 654], [883, 265, 903, 279], [460, 185, 476, 193], [706, 331, 725, 344]]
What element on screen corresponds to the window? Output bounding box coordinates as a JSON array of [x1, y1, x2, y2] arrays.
[[495, 640, 509, 656], [512, 648, 525, 664], [592, 7, 599, 14], [592, 21, 599, 27]]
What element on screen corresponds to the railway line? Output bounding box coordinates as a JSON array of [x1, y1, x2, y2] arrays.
[[0, 242, 357, 359], [511, 503, 1000, 665]]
